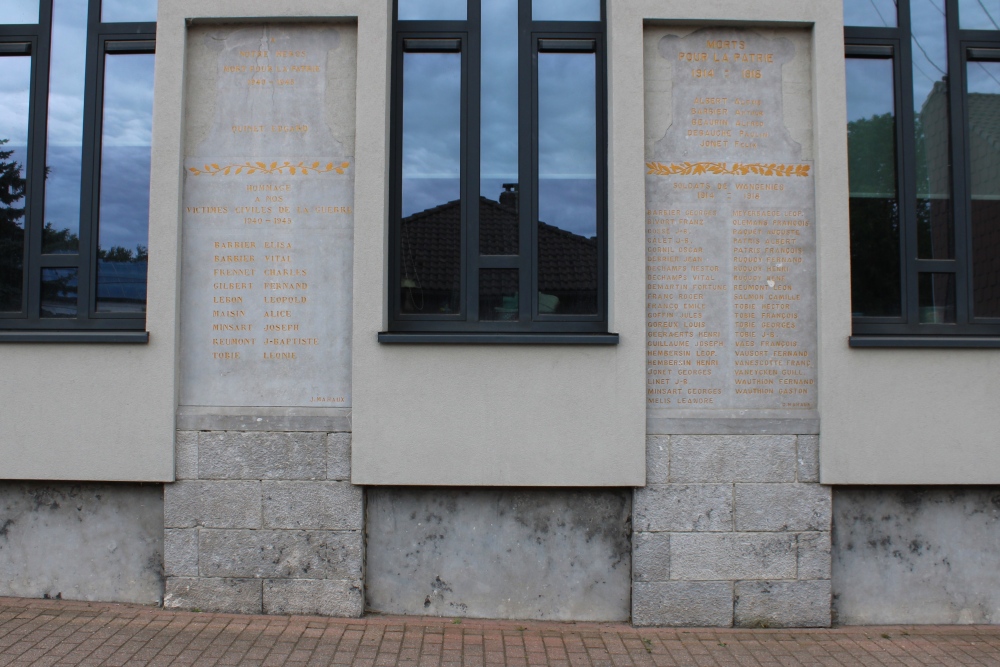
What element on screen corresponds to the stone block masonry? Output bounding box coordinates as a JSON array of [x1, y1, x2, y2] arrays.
[[633, 434, 831, 627], [163, 430, 363, 617]]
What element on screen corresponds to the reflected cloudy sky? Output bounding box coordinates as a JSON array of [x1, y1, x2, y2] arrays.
[[398, 0, 466, 21], [480, 0, 518, 186], [42, 0, 88, 249], [968, 60, 1000, 94], [401, 51, 462, 217], [532, 0, 600, 21], [99, 53, 154, 252], [0, 0, 38, 24], [843, 0, 898, 27], [538, 52, 596, 237], [846, 57, 895, 122], [911, 0, 948, 113], [101, 0, 158, 23], [959, 0, 1000, 29]]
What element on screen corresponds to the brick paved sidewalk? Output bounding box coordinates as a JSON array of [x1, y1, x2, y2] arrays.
[[2, 598, 1000, 667]]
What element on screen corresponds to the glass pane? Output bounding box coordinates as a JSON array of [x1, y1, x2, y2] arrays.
[[40, 267, 78, 317], [0, 55, 31, 313], [96, 52, 154, 314], [42, 0, 88, 254], [918, 272, 956, 323], [959, 0, 1000, 29], [533, 0, 600, 21], [479, 269, 518, 321], [911, 0, 953, 259], [101, 0, 157, 22], [537, 51, 597, 315], [967, 59, 1000, 318], [847, 57, 902, 317], [399, 51, 462, 315], [398, 0, 466, 21], [480, 0, 519, 255], [843, 0, 898, 27], [0, 0, 39, 23]]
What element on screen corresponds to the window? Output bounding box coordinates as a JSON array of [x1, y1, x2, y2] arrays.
[[0, 0, 155, 341], [382, 0, 614, 342], [845, 0, 1000, 345]]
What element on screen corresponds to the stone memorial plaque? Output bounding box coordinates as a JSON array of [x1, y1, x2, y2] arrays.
[[180, 25, 354, 407], [645, 28, 817, 417]]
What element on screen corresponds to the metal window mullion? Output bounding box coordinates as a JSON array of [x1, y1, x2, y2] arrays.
[[75, 0, 102, 324], [946, 0, 970, 325], [24, 0, 54, 324], [467, 0, 481, 322], [388, 31, 404, 325], [596, 30, 608, 324], [897, 0, 921, 327], [519, 0, 532, 323]]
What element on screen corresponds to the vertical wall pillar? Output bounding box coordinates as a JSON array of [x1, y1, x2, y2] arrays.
[[164, 422, 362, 615], [639, 25, 830, 626], [632, 434, 830, 627]]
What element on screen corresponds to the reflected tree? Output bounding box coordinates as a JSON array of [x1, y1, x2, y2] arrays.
[[0, 138, 27, 311]]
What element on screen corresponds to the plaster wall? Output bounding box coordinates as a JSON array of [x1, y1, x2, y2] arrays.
[[0, 482, 164, 604], [365, 488, 632, 621], [832, 487, 1000, 624]]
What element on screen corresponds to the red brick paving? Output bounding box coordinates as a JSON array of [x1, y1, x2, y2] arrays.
[[1, 597, 999, 666]]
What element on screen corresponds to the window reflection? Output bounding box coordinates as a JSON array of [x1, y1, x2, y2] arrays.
[[0, 0, 39, 24], [533, 0, 600, 21], [101, 0, 157, 23], [42, 0, 88, 254], [480, 269, 518, 320], [40, 267, 78, 317], [918, 272, 956, 323], [537, 51, 597, 315], [966, 59, 1000, 318], [96, 52, 154, 314], [0, 55, 31, 313], [960, 0, 1000, 29], [398, 0, 467, 21], [480, 0, 519, 255], [912, 0, 954, 259], [400, 50, 462, 314], [847, 57, 902, 317], [843, 0, 898, 27]]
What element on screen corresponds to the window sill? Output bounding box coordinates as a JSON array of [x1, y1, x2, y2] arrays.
[[849, 335, 1000, 349], [378, 332, 619, 345], [0, 331, 150, 343]]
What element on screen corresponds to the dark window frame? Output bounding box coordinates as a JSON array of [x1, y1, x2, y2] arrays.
[[846, 0, 1000, 347], [382, 0, 615, 343], [0, 0, 154, 341]]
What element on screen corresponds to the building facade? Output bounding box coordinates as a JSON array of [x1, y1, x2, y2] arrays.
[[1, 0, 998, 626]]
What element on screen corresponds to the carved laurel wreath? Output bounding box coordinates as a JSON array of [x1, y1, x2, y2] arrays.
[[188, 161, 351, 176], [646, 162, 810, 177]]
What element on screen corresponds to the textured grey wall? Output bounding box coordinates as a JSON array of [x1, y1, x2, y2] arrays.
[[163, 430, 363, 616], [0, 482, 163, 604], [633, 434, 831, 627], [366, 488, 632, 621], [833, 487, 1000, 624]]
